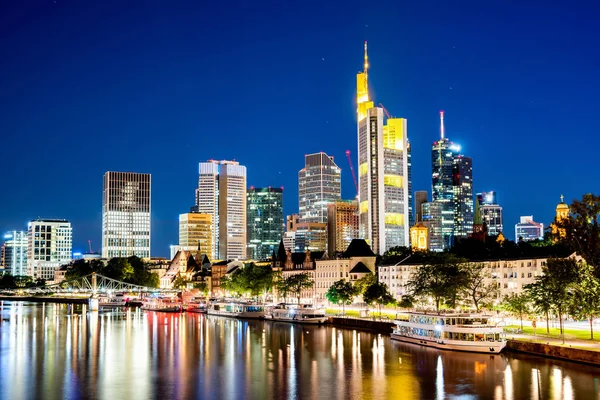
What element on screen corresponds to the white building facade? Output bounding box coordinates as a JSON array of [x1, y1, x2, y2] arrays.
[[2, 231, 28, 276], [102, 171, 151, 258], [298, 152, 341, 223], [27, 219, 72, 281]]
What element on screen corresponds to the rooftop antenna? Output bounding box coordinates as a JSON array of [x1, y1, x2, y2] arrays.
[[440, 110, 445, 139]]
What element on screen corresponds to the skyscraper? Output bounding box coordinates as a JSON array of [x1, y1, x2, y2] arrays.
[[356, 42, 411, 254], [431, 112, 473, 248], [515, 216, 544, 241], [2, 231, 27, 276], [195, 160, 247, 260], [422, 202, 443, 251], [247, 187, 284, 260], [179, 213, 212, 254], [27, 219, 72, 281], [327, 200, 359, 256], [102, 172, 151, 258], [414, 191, 428, 223], [298, 152, 341, 223], [477, 191, 503, 236]]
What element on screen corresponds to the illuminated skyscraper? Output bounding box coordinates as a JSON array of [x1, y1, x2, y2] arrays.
[[179, 213, 212, 254], [28, 219, 72, 281], [247, 187, 284, 260], [298, 152, 341, 223], [431, 112, 473, 248], [477, 191, 503, 236], [2, 231, 27, 276], [327, 200, 359, 256], [414, 191, 428, 223], [356, 42, 411, 254], [515, 216, 544, 241], [194, 160, 246, 260], [102, 172, 151, 258]]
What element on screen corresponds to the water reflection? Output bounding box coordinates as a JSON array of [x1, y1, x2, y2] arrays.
[[0, 301, 599, 399]]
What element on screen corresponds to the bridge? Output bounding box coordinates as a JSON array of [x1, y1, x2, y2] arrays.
[[0, 272, 179, 296]]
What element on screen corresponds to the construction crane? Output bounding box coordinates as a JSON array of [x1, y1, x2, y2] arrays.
[[378, 103, 393, 119], [345, 150, 358, 196], [88, 240, 93, 254]]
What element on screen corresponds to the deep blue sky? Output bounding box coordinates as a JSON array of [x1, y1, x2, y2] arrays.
[[1, 1, 598, 257]]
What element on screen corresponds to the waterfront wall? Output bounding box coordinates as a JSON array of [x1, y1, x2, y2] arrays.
[[507, 339, 600, 366], [0, 296, 89, 305], [329, 317, 394, 334]]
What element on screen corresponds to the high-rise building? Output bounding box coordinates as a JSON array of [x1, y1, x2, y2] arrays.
[[477, 191, 503, 236], [2, 231, 28, 276], [179, 213, 212, 254], [327, 200, 359, 256], [356, 42, 411, 254], [414, 191, 428, 223], [515, 216, 544, 241], [247, 187, 284, 260], [431, 112, 473, 248], [294, 222, 327, 252], [298, 152, 341, 223], [27, 219, 72, 281], [102, 171, 151, 258], [195, 160, 247, 260], [452, 155, 474, 238], [422, 202, 443, 251]]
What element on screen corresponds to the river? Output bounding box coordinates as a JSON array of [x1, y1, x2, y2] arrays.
[[0, 301, 598, 399]]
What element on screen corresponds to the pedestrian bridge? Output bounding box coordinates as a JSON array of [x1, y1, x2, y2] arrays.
[[0, 272, 179, 296]]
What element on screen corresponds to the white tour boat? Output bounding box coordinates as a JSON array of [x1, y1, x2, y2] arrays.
[[141, 297, 183, 313], [266, 304, 328, 324], [206, 302, 266, 319], [391, 312, 506, 354]]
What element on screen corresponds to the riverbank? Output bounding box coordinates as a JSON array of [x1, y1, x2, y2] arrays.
[[0, 296, 89, 304], [328, 316, 394, 334]]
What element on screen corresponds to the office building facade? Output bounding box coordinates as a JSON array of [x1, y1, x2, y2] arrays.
[[247, 187, 284, 260], [515, 216, 544, 241], [195, 160, 247, 260], [298, 152, 341, 223], [452, 155, 474, 238], [27, 219, 72, 281], [357, 42, 411, 254], [102, 171, 151, 258], [326, 200, 359, 256], [179, 213, 212, 254], [2, 231, 28, 276], [414, 191, 428, 223]]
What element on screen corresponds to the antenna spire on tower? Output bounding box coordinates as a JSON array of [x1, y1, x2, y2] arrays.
[[440, 110, 445, 139], [364, 41, 369, 75]]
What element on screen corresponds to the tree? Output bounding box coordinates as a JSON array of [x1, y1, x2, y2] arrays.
[[172, 275, 190, 290], [354, 273, 377, 295], [501, 293, 530, 331], [127, 256, 159, 288], [0, 273, 16, 289], [556, 193, 600, 273], [281, 273, 314, 305], [525, 280, 553, 334], [398, 295, 414, 309], [407, 253, 468, 311], [461, 262, 498, 312], [219, 264, 274, 300], [363, 282, 396, 317], [104, 258, 134, 282], [325, 280, 357, 314], [568, 262, 600, 339], [194, 282, 209, 296], [541, 258, 580, 342]]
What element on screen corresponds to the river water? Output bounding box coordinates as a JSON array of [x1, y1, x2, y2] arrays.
[[0, 302, 599, 400]]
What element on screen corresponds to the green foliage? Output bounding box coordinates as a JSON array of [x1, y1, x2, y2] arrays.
[[64, 259, 104, 281], [104, 258, 134, 282], [172, 276, 190, 290], [568, 263, 600, 339], [461, 262, 498, 312], [325, 280, 357, 313], [220, 264, 275, 299], [524, 279, 553, 333], [501, 293, 531, 330], [407, 253, 468, 311], [278, 273, 314, 304], [363, 282, 396, 316], [194, 281, 209, 295], [379, 246, 412, 265], [353, 273, 377, 295], [398, 295, 414, 309]]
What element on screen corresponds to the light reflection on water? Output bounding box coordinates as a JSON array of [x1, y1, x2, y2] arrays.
[[1, 301, 599, 400]]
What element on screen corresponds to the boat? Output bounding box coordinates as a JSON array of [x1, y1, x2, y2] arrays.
[[266, 304, 328, 324], [206, 301, 266, 319], [185, 300, 208, 313], [98, 295, 127, 308], [141, 297, 183, 313], [391, 312, 506, 354]]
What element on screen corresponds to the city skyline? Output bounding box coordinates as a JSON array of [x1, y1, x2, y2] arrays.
[[1, 2, 597, 256]]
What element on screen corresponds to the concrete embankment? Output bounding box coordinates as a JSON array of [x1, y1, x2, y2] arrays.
[[0, 296, 89, 305], [328, 317, 394, 334], [506, 339, 600, 366]]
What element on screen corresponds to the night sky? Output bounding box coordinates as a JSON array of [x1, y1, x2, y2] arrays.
[[1, 1, 598, 257]]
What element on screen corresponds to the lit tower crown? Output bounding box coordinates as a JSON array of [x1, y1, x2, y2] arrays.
[[440, 111, 445, 139], [356, 41, 374, 121]]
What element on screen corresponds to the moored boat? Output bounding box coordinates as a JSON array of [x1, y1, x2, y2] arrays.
[[185, 300, 208, 313], [391, 312, 506, 354], [206, 301, 265, 319], [266, 304, 328, 324], [141, 297, 183, 313]]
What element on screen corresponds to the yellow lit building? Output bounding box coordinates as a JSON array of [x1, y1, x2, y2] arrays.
[[326, 200, 359, 256], [410, 223, 429, 251], [551, 194, 569, 241], [356, 42, 411, 254], [179, 213, 213, 254]]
